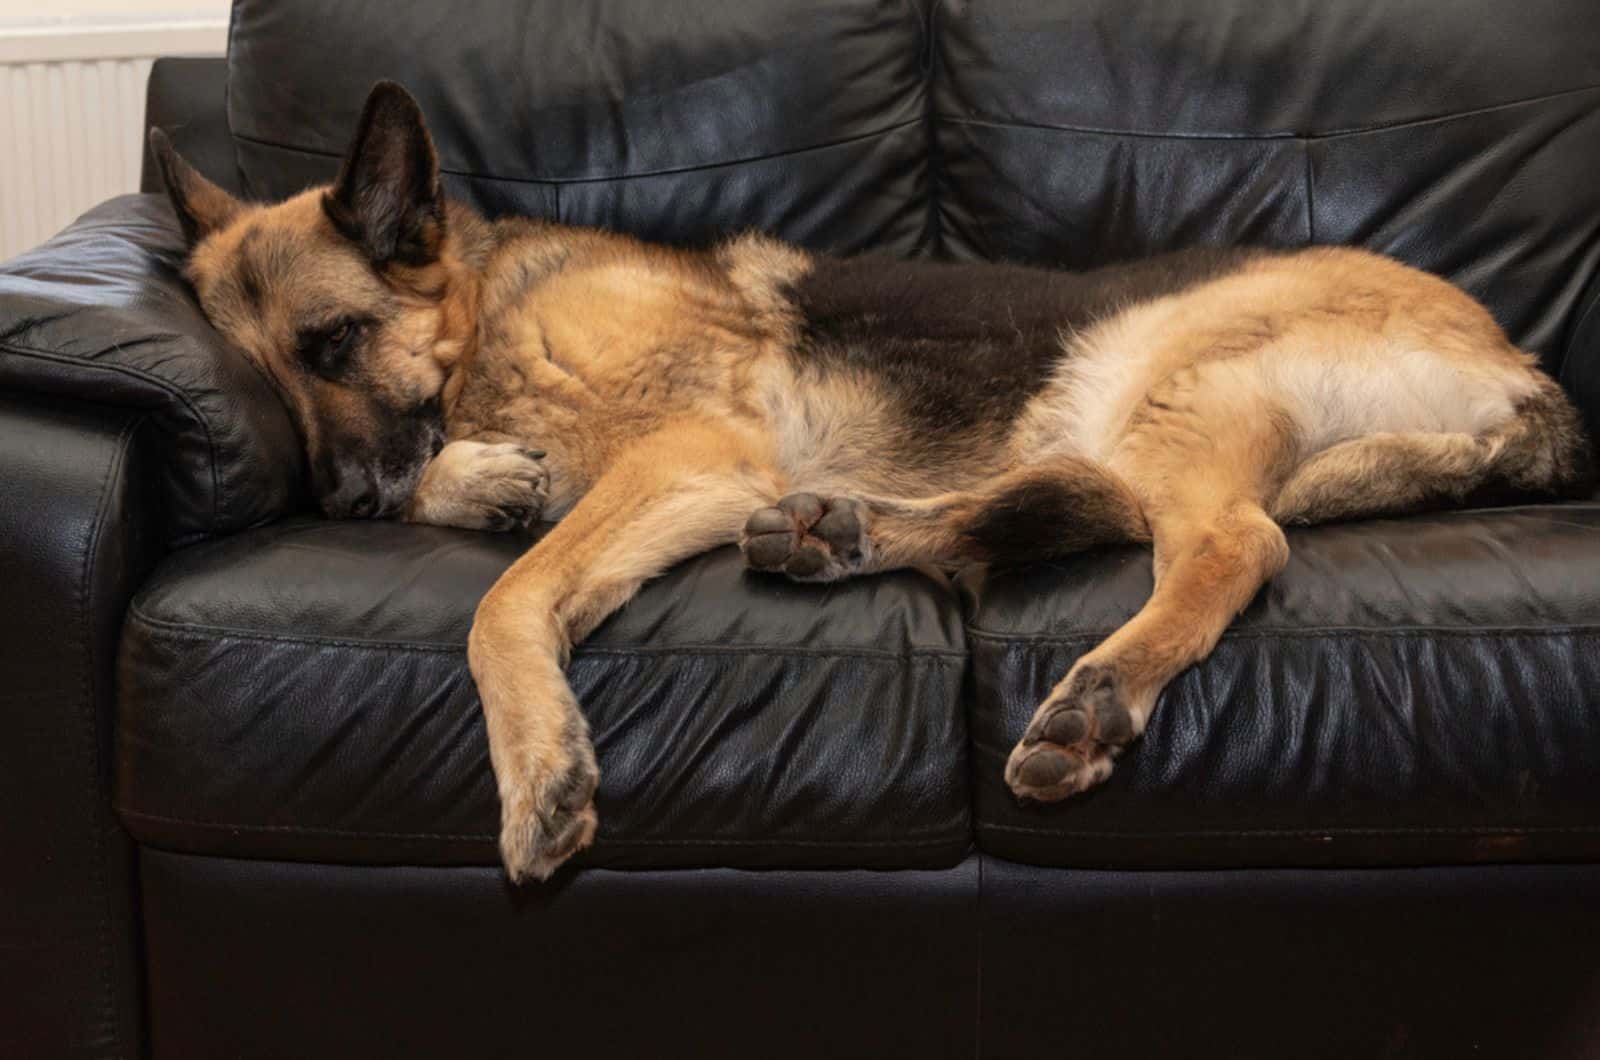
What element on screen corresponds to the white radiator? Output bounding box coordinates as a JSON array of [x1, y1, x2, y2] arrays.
[[0, 17, 228, 261]]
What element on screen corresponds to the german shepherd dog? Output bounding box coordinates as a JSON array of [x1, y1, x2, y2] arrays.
[[151, 83, 1593, 883]]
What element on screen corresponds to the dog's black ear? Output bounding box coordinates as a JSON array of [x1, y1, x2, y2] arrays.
[[323, 81, 445, 267], [149, 127, 244, 247]]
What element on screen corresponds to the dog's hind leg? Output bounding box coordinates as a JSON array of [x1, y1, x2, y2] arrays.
[[1005, 498, 1288, 799], [1004, 360, 1294, 801], [739, 455, 1150, 582], [1271, 378, 1595, 525], [469, 418, 781, 883]]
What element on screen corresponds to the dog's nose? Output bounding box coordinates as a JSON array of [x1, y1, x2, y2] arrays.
[[348, 490, 378, 518], [322, 471, 381, 520]]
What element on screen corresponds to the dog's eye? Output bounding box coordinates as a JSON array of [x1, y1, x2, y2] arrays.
[[297, 320, 362, 379]]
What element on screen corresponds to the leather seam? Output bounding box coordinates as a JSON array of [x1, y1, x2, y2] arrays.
[[979, 822, 1600, 839], [1302, 139, 1315, 243], [123, 602, 967, 660], [116, 807, 965, 846], [937, 80, 1600, 143], [922, 0, 943, 258], [964, 624, 1600, 645], [76, 413, 145, 1057], [0, 338, 227, 530], [229, 117, 925, 187], [972, 850, 984, 1060]]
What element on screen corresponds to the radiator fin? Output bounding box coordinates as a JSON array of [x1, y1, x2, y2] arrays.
[[0, 57, 155, 260]]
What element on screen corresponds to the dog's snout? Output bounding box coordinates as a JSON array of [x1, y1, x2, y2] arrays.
[[321, 469, 381, 520]]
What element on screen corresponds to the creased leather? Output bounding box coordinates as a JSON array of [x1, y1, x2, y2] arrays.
[[933, 0, 1600, 386], [226, 0, 931, 253], [117, 519, 971, 869], [968, 503, 1600, 868]]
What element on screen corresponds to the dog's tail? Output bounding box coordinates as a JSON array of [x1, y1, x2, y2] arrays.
[[957, 457, 1150, 565], [1482, 376, 1597, 500]]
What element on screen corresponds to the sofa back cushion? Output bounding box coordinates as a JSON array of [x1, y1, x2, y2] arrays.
[[225, 0, 931, 255], [934, 0, 1600, 387]]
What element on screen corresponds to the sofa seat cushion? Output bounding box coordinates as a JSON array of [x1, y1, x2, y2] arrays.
[[117, 519, 970, 870], [970, 502, 1600, 869]]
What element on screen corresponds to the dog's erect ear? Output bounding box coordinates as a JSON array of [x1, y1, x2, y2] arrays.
[[149, 127, 244, 248], [322, 81, 445, 267]]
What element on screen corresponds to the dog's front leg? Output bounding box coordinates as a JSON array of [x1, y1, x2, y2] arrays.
[[467, 419, 779, 882]]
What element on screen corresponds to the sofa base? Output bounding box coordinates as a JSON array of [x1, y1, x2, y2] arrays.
[[139, 849, 981, 1059], [979, 857, 1600, 1059], [141, 849, 1600, 1058]]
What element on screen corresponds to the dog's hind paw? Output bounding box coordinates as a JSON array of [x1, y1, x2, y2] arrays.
[[1004, 662, 1138, 802], [740, 492, 874, 582]]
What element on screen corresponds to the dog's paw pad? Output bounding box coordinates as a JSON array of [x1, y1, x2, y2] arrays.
[[776, 492, 825, 525], [739, 493, 873, 582], [1013, 746, 1074, 789], [1036, 708, 1090, 747], [1005, 663, 1134, 802]]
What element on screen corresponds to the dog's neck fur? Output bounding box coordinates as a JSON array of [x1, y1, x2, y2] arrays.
[[434, 198, 498, 417]]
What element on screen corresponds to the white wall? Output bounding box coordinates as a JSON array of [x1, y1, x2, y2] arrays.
[[0, 2, 229, 24], [0, 0, 229, 258]]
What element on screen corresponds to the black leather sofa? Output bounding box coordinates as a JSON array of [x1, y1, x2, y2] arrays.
[[5, 2, 1600, 1057]]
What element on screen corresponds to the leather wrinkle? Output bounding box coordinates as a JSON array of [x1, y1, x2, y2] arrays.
[[982, 822, 1600, 839], [125, 602, 968, 660], [938, 80, 1600, 142], [233, 117, 926, 186], [969, 624, 1600, 643], [117, 804, 966, 847], [921, 0, 943, 257], [1563, 284, 1600, 385]]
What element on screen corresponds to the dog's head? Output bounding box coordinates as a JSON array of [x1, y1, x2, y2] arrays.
[[151, 82, 478, 518]]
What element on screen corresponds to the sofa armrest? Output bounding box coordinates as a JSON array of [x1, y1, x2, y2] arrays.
[[0, 195, 304, 545], [0, 395, 165, 1058]]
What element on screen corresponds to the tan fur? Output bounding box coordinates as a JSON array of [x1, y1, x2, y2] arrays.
[[156, 94, 1592, 882]]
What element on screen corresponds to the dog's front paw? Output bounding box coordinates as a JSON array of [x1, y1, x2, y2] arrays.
[[497, 728, 600, 884], [408, 440, 549, 531]]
